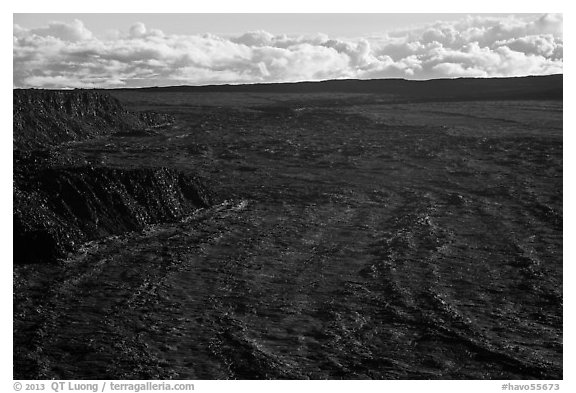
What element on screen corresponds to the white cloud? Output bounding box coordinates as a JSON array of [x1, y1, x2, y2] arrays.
[[13, 14, 563, 88], [231, 30, 275, 47], [129, 22, 147, 38], [21, 19, 93, 42], [494, 34, 562, 59]]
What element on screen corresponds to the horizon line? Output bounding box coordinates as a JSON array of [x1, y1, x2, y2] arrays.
[[13, 73, 563, 91]]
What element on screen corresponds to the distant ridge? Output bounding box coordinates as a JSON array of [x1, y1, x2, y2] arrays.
[[108, 74, 562, 102]]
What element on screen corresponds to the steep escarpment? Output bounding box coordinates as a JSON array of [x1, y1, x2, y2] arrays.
[[13, 89, 173, 150], [14, 153, 213, 264], [13, 90, 214, 264]]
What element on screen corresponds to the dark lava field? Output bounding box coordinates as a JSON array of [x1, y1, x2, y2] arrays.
[[13, 76, 563, 379]]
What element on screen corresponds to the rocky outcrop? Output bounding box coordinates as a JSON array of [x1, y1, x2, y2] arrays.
[[14, 154, 213, 263], [13, 90, 214, 264], [13, 89, 173, 150]]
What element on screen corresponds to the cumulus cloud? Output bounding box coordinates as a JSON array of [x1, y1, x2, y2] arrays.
[[17, 19, 93, 42], [129, 22, 147, 38], [13, 14, 563, 88], [232, 30, 275, 47]]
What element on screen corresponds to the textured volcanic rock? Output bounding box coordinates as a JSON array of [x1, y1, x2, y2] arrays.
[[14, 156, 213, 264], [13, 89, 173, 150], [13, 90, 213, 264]]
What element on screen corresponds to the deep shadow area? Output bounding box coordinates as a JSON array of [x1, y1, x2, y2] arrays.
[[14, 76, 562, 379]]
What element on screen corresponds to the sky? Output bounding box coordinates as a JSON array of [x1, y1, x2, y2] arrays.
[[13, 13, 563, 88]]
